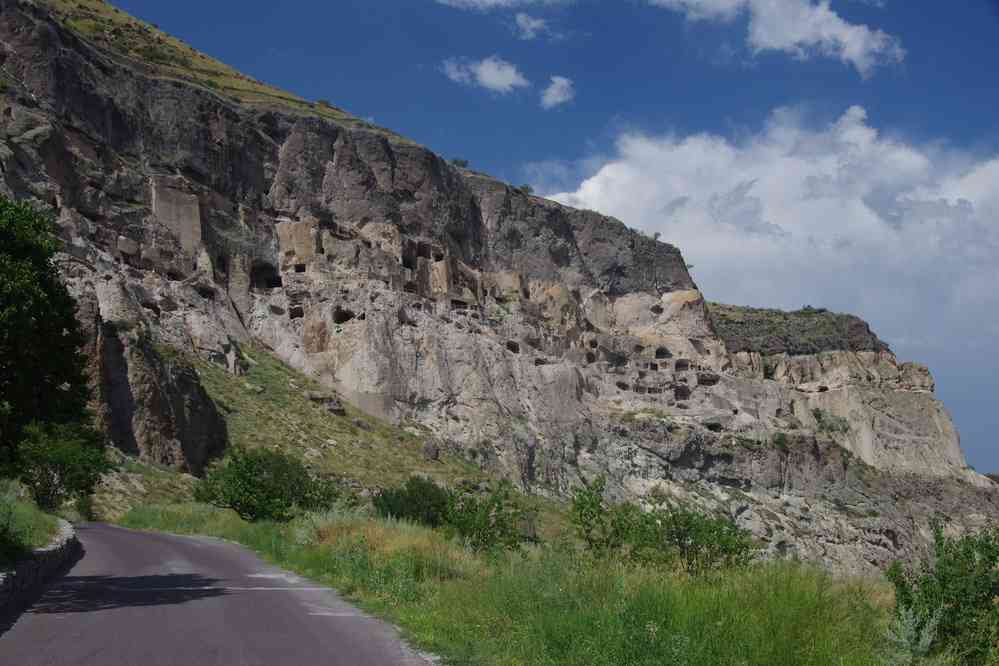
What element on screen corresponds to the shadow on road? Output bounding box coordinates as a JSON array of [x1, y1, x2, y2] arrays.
[[24, 573, 228, 615]]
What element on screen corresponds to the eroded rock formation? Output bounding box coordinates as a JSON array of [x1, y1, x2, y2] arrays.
[[0, 0, 994, 572]]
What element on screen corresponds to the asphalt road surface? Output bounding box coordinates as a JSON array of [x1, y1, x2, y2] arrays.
[[0, 523, 433, 665]]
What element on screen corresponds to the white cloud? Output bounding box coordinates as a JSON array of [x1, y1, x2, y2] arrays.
[[544, 106, 999, 367], [541, 76, 575, 109], [516, 12, 549, 39], [442, 56, 530, 93], [649, 0, 905, 76]]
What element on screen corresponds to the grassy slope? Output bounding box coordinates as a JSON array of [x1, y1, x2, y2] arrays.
[[193, 346, 571, 541], [121, 502, 899, 666], [0, 482, 59, 567], [90, 345, 569, 538], [42, 0, 414, 144], [192, 346, 481, 490]]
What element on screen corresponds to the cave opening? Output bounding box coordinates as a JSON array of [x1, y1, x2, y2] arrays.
[[333, 306, 357, 324], [250, 262, 283, 290]]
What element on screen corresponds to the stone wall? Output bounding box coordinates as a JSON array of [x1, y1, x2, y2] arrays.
[[0, 520, 81, 617]]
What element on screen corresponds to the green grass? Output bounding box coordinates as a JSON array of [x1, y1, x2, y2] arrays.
[[0, 480, 60, 567], [121, 502, 905, 666], [43, 0, 415, 145]]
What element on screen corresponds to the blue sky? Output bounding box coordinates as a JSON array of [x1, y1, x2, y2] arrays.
[[117, 0, 999, 472]]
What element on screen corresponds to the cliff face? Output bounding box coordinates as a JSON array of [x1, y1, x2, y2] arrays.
[[1, 0, 995, 573]]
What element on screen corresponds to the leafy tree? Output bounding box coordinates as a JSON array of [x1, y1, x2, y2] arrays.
[[886, 524, 999, 664], [195, 448, 341, 522], [0, 197, 88, 466], [17, 422, 112, 511]]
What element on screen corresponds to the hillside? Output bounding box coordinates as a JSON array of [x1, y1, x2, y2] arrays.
[[0, 0, 994, 574]]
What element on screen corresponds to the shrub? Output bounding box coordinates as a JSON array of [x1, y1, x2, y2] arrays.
[[812, 408, 851, 434], [195, 448, 341, 522], [17, 422, 112, 511], [886, 524, 999, 664], [446, 481, 534, 552], [649, 504, 754, 574], [450, 158, 469, 168], [571, 476, 754, 574], [372, 475, 451, 528], [570, 477, 633, 555]]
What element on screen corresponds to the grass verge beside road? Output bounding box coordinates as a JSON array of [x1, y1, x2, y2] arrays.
[[121, 502, 896, 666], [0, 482, 59, 568]]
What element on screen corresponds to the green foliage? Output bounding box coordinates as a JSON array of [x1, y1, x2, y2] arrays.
[[373, 477, 533, 552], [450, 158, 469, 168], [0, 197, 89, 463], [569, 477, 631, 554], [886, 524, 999, 664], [195, 448, 342, 522], [0, 479, 58, 566], [16, 422, 112, 511], [571, 476, 754, 574], [373, 475, 451, 528], [886, 604, 943, 663], [445, 481, 534, 552], [773, 431, 790, 450], [812, 408, 851, 434], [519, 184, 534, 194]]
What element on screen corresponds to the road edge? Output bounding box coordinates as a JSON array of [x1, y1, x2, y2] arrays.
[[0, 519, 82, 617]]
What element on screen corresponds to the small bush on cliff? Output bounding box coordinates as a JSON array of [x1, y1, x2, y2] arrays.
[[17, 422, 112, 512], [195, 448, 341, 522], [0, 196, 89, 466], [886, 524, 999, 664], [571, 476, 753, 574], [812, 408, 851, 434]]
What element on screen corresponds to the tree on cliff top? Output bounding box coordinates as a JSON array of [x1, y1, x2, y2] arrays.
[[0, 197, 88, 466]]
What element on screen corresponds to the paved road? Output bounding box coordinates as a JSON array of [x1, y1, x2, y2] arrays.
[[0, 523, 432, 665]]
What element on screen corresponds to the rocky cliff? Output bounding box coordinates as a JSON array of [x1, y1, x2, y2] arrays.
[[1, 0, 994, 573]]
